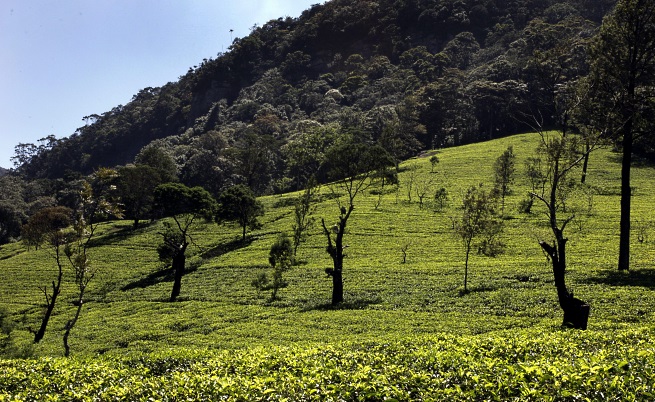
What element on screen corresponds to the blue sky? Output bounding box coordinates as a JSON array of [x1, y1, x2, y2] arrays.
[[0, 0, 321, 169]]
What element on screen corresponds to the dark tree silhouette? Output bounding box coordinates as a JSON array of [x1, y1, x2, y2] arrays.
[[154, 183, 217, 302], [21, 206, 72, 343], [319, 136, 394, 305], [586, 0, 655, 271]]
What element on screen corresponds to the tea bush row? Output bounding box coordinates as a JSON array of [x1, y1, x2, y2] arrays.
[[1, 327, 654, 401]]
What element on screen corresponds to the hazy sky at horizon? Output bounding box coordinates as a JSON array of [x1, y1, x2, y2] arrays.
[[0, 0, 321, 169]]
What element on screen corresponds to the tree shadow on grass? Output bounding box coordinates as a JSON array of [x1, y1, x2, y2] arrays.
[[121, 265, 198, 291], [89, 221, 157, 247], [584, 268, 655, 289], [201, 237, 253, 260], [607, 152, 655, 168], [301, 294, 383, 312]]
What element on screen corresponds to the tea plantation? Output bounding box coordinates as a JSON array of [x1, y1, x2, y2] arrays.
[[1, 133, 654, 400]]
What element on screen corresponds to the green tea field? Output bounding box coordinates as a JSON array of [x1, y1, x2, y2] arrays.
[[1, 133, 655, 400]]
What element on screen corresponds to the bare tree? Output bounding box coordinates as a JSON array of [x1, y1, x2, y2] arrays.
[[415, 174, 435, 209], [530, 129, 597, 329]]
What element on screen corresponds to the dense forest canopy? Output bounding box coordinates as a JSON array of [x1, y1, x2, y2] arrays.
[[5, 0, 651, 245]]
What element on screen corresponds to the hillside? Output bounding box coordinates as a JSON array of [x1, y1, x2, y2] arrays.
[[3, 133, 655, 398], [2, 133, 654, 353], [13, 0, 626, 189]]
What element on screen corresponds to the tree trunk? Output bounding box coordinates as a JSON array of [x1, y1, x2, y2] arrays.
[[463, 244, 470, 293], [34, 282, 60, 343], [330, 218, 345, 305], [170, 245, 187, 302], [331, 269, 343, 305], [580, 145, 590, 184], [34, 252, 64, 343], [618, 129, 633, 271], [540, 238, 589, 330], [322, 207, 351, 306], [63, 290, 86, 357]]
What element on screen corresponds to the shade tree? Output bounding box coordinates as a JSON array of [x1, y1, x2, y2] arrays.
[[216, 184, 264, 243], [154, 183, 217, 302], [63, 168, 123, 356], [529, 128, 597, 329], [291, 178, 317, 257], [21, 206, 73, 343], [267, 233, 294, 301], [454, 184, 501, 294], [585, 0, 655, 271], [116, 165, 163, 228], [493, 145, 516, 216], [319, 135, 394, 305]]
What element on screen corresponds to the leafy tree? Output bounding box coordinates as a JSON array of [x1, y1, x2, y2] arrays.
[[292, 178, 317, 257], [282, 123, 338, 191], [442, 32, 480, 70], [229, 128, 280, 195], [519, 156, 545, 214], [21, 206, 72, 343], [493, 146, 516, 216], [367, 104, 423, 170], [217, 184, 264, 242], [454, 185, 501, 294], [319, 136, 394, 305], [266, 233, 293, 300], [429, 155, 439, 173], [154, 183, 217, 302], [418, 70, 479, 148], [468, 79, 526, 141], [434, 187, 448, 211], [0, 176, 28, 245], [134, 145, 178, 183], [116, 165, 163, 228], [585, 0, 655, 271], [63, 168, 122, 356]]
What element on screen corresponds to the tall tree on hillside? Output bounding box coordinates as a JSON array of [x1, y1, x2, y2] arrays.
[[216, 184, 264, 243], [154, 183, 217, 302], [319, 135, 394, 305], [292, 177, 317, 257], [454, 185, 500, 294], [21, 206, 72, 343], [116, 165, 163, 228], [493, 146, 516, 216], [283, 123, 339, 191], [230, 128, 280, 195], [134, 145, 178, 183], [0, 176, 28, 245], [519, 13, 602, 327], [585, 0, 655, 271], [63, 168, 122, 356], [530, 129, 597, 329]]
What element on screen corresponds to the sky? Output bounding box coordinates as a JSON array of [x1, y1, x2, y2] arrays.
[[0, 0, 322, 169]]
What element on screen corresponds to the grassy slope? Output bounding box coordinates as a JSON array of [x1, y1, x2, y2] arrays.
[[1, 132, 655, 358]]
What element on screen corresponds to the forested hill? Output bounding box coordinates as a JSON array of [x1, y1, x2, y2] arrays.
[[14, 0, 618, 192]]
